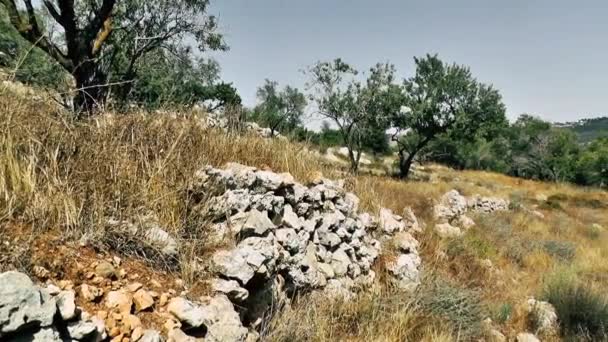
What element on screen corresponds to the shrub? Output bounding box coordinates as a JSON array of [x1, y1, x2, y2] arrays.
[[543, 277, 608, 339], [541, 240, 576, 262], [493, 303, 513, 324]]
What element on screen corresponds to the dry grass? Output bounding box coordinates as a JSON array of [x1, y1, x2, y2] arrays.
[[2, 85, 608, 341]]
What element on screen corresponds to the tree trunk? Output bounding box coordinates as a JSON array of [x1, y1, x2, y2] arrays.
[[73, 60, 108, 116], [347, 148, 359, 174], [398, 149, 416, 179]]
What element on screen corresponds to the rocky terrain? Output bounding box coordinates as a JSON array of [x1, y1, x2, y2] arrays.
[[2, 85, 608, 341]]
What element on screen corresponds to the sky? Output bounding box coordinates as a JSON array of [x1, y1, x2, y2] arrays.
[[209, 0, 608, 127]]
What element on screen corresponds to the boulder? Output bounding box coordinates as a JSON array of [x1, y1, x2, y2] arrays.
[[133, 289, 155, 312], [210, 278, 249, 302], [434, 190, 468, 221], [379, 208, 405, 234], [435, 222, 463, 238], [56, 290, 77, 321], [167, 297, 210, 328], [526, 298, 558, 336], [0, 271, 57, 337], [386, 253, 421, 291], [240, 209, 275, 236]]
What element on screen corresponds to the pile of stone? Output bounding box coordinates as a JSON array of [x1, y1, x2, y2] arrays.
[[202, 112, 283, 139], [189, 163, 422, 329], [433, 190, 510, 238], [0, 271, 107, 341]]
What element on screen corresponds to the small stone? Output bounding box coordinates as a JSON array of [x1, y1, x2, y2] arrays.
[[133, 289, 155, 312], [33, 265, 51, 279], [58, 279, 74, 290], [56, 290, 77, 321], [95, 261, 116, 279], [168, 328, 196, 342], [516, 333, 540, 342], [139, 330, 163, 342], [46, 284, 61, 295], [67, 320, 98, 340], [105, 290, 133, 313], [80, 284, 104, 302], [159, 293, 170, 306], [131, 327, 143, 341], [113, 256, 122, 266], [127, 282, 143, 292]]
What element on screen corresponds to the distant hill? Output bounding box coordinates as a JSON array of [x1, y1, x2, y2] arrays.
[[554, 117, 608, 143]]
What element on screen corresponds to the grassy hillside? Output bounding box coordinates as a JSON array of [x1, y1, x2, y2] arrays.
[[556, 117, 608, 143], [2, 83, 608, 341]]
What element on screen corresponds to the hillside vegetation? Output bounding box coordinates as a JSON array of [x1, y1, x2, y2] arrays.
[[556, 117, 608, 143], [2, 84, 608, 341]]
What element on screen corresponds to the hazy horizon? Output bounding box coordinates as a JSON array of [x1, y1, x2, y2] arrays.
[[209, 0, 608, 127]]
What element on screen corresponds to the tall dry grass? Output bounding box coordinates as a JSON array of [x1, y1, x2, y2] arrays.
[[3, 84, 608, 341]]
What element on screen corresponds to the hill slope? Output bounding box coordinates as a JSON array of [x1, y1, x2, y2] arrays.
[[555, 116, 608, 143], [1, 84, 608, 341]]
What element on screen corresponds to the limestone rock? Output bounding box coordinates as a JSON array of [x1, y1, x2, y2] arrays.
[[241, 209, 275, 236], [56, 290, 77, 321], [516, 332, 540, 342], [168, 297, 210, 328], [458, 215, 476, 229], [210, 278, 249, 302], [526, 298, 558, 336], [95, 261, 116, 279], [80, 284, 103, 302], [379, 208, 405, 234], [66, 319, 98, 340], [133, 289, 155, 312], [435, 222, 463, 238], [139, 329, 163, 342], [386, 253, 421, 291], [105, 290, 133, 313], [434, 190, 468, 221], [0, 271, 57, 337]]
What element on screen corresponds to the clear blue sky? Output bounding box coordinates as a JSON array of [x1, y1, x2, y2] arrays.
[[209, 0, 608, 125]]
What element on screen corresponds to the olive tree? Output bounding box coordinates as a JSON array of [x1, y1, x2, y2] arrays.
[[392, 54, 505, 178], [251, 79, 307, 136], [307, 59, 399, 173], [0, 0, 226, 114]]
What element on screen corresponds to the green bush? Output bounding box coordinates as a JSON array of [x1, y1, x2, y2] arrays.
[[541, 240, 576, 262], [543, 277, 608, 339], [493, 303, 513, 324]]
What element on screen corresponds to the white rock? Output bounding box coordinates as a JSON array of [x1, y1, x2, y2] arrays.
[[458, 215, 476, 229], [240, 209, 275, 236], [386, 253, 421, 291], [0, 271, 57, 337], [139, 329, 163, 342], [56, 290, 77, 321], [516, 332, 540, 342], [167, 297, 210, 328], [526, 298, 558, 335], [66, 319, 98, 340], [275, 228, 299, 252], [330, 248, 351, 277], [210, 278, 249, 302], [379, 208, 405, 235], [144, 226, 178, 257], [281, 204, 302, 230], [435, 222, 463, 238]]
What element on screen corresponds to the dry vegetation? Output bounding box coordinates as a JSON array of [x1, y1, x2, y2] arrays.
[[2, 84, 608, 341]]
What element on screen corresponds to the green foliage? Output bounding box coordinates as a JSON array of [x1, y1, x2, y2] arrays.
[[543, 275, 608, 339], [392, 54, 507, 178], [493, 303, 513, 324], [559, 117, 608, 143], [575, 137, 608, 187], [306, 59, 400, 171], [0, 7, 67, 88], [250, 79, 307, 136], [540, 240, 576, 262]]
